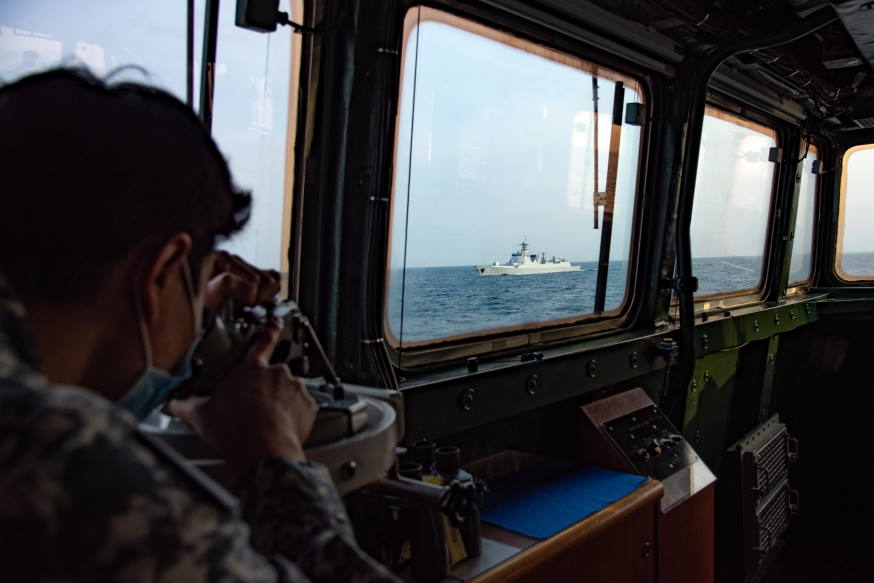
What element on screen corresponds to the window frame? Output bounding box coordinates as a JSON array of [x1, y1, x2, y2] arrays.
[[786, 142, 820, 290], [834, 143, 874, 283], [382, 5, 654, 369], [690, 104, 781, 309]]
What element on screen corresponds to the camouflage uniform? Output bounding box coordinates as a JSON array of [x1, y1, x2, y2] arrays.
[[0, 276, 399, 582]]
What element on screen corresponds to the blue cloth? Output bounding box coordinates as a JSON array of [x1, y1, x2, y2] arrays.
[[480, 462, 648, 539]]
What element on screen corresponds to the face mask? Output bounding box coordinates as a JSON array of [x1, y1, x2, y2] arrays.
[[118, 262, 202, 420]]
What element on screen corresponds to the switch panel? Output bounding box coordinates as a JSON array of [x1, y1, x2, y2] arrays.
[[603, 405, 696, 480]]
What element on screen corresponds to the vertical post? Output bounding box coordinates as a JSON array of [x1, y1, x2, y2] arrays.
[[186, 0, 195, 108], [592, 77, 600, 229], [199, 0, 221, 131], [593, 82, 625, 314]]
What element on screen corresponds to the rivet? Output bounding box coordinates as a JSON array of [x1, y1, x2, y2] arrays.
[[690, 380, 698, 393], [586, 360, 598, 378], [700, 334, 710, 350], [753, 320, 760, 332], [340, 461, 358, 481], [804, 304, 811, 315], [774, 313, 781, 326], [526, 374, 539, 395], [789, 311, 796, 321], [629, 352, 641, 369], [642, 542, 653, 558], [460, 388, 476, 411], [703, 370, 711, 383]]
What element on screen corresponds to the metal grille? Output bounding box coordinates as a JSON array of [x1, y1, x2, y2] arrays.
[[752, 430, 788, 499], [729, 414, 799, 581], [755, 483, 790, 555]]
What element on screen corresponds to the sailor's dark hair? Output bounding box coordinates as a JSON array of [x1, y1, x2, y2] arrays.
[[0, 67, 251, 303]]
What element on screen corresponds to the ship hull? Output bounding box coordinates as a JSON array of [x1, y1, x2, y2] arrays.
[[474, 264, 582, 276]]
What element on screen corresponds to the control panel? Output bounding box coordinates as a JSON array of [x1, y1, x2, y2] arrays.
[[603, 405, 694, 480]]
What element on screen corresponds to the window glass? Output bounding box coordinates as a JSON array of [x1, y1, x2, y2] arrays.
[[0, 0, 191, 101], [837, 145, 874, 278], [691, 108, 777, 296], [788, 145, 818, 284], [210, 0, 295, 273], [387, 7, 644, 346]]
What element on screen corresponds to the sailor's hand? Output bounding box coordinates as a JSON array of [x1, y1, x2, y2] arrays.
[[169, 317, 317, 479], [205, 250, 281, 310]]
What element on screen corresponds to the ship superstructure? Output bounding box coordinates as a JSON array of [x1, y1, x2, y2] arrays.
[[474, 240, 581, 276]]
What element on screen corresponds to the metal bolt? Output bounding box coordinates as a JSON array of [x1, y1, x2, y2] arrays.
[[642, 542, 652, 558], [768, 353, 775, 364], [586, 360, 598, 378], [690, 380, 698, 393], [460, 388, 476, 411], [340, 461, 358, 481], [804, 304, 811, 315], [703, 370, 711, 383], [629, 352, 641, 369], [700, 334, 710, 351], [526, 374, 539, 395], [753, 320, 760, 332], [774, 313, 781, 326], [789, 310, 796, 321]]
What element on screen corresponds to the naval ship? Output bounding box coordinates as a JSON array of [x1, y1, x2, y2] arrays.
[[474, 240, 582, 276]]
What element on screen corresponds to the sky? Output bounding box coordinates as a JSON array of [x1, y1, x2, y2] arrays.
[[390, 19, 642, 269], [842, 147, 874, 254], [388, 18, 797, 270], [2, 5, 863, 275], [0, 0, 291, 271]]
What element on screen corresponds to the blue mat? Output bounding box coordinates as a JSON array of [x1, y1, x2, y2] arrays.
[[480, 462, 648, 539]]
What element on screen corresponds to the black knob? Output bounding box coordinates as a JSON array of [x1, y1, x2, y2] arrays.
[[410, 439, 436, 469], [399, 461, 423, 481], [435, 446, 461, 477]]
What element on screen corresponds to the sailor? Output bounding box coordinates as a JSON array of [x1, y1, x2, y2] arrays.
[[0, 68, 399, 582]]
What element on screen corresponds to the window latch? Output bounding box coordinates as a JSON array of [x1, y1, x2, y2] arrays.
[[661, 276, 699, 293]]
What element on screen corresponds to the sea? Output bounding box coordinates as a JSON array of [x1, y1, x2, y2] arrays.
[[387, 252, 874, 344]]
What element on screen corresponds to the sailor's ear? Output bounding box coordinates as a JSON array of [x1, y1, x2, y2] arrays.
[[136, 234, 193, 323]]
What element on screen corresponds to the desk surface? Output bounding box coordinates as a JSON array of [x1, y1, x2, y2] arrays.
[[449, 479, 664, 583]]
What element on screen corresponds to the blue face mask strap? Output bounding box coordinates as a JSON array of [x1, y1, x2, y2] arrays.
[[135, 291, 154, 372], [137, 260, 200, 373], [181, 260, 202, 333]]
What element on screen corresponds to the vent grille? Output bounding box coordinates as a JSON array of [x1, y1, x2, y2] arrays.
[[854, 117, 874, 129], [729, 414, 799, 581], [755, 483, 790, 555], [752, 431, 788, 500]]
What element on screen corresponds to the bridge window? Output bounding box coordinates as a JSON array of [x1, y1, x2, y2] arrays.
[[691, 108, 777, 297], [386, 7, 645, 348], [788, 145, 818, 285], [210, 0, 296, 274], [837, 144, 874, 280]]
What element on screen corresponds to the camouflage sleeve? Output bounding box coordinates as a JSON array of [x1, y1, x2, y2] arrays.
[[237, 457, 400, 583], [0, 383, 315, 582]]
